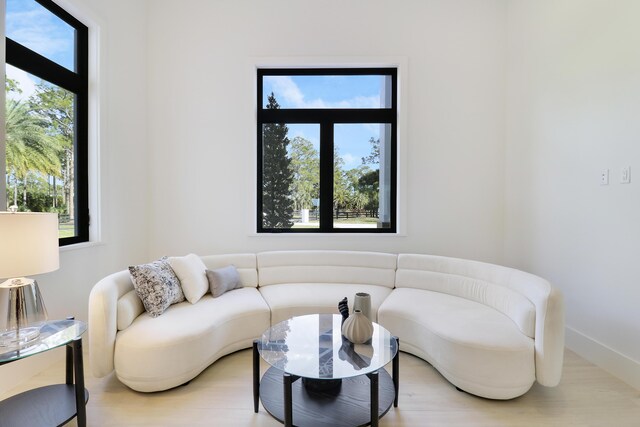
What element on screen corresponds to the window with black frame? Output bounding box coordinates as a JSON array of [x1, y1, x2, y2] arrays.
[[4, 0, 89, 245], [257, 68, 397, 233]]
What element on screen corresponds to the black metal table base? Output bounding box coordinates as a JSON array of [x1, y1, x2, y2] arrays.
[[259, 367, 395, 427], [0, 333, 88, 427]]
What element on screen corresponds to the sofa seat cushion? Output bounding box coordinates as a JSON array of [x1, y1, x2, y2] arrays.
[[259, 283, 393, 325], [114, 287, 270, 392], [378, 288, 535, 400]]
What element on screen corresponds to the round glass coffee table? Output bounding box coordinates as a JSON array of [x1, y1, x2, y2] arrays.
[[253, 314, 399, 427]]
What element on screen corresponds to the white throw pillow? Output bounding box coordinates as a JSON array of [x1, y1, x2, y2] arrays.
[[168, 253, 208, 304], [117, 290, 145, 330]]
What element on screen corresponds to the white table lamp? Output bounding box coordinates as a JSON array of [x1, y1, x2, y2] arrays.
[[0, 210, 59, 348]]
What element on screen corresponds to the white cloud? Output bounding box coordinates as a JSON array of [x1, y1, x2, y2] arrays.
[[330, 95, 381, 109], [6, 5, 73, 69], [364, 123, 381, 134], [342, 153, 358, 168], [264, 76, 381, 109], [6, 64, 38, 101], [265, 76, 306, 107]]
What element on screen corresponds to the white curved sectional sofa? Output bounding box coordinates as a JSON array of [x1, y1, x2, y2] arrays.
[[88, 251, 564, 400]]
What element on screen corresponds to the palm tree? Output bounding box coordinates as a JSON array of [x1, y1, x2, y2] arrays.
[[5, 99, 61, 208], [29, 83, 75, 220]]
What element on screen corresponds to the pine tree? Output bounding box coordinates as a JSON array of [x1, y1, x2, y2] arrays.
[[262, 93, 294, 228]]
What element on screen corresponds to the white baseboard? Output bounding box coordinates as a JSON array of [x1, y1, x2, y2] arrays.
[[565, 326, 640, 391]]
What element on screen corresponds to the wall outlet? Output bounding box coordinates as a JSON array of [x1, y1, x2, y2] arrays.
[[600, 169, 609, 185], [621, 166, 631, 184]]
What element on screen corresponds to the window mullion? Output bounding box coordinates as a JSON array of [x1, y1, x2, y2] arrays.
[[6, 38, 81, 93], [319, 122, 334, 232]]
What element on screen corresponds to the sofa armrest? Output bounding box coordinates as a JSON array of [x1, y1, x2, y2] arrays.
[[535, 286, 565, 386], [88, 270, 134, 377]]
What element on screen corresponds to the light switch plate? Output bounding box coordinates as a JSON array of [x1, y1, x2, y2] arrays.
[[601, 169, 609, 185], [621, 166, 631, 184]]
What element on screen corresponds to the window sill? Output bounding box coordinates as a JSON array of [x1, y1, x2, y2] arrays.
[[248, 232, 407, 237], [59, 241, 105, 253]]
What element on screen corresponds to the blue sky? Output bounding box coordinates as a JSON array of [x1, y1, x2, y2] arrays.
[[263, 75, 387, 109], [264, 76, 385, 170], [6, 0, 74, 70], [5, 0, 74, 101]]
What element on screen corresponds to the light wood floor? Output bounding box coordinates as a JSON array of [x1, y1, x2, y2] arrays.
[[3, 348, 639, 426]]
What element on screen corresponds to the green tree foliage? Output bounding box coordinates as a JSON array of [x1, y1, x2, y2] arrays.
[[332, 137, 383, 215], [5, 99, 60, 178], [361, 137, 380, 165], [5, 78, 66, 212], [29, 82, 75, 219], [333, 146, 350, 211], [357, 169, 379, 211], [5, 78, 22, 95], [289, 136, 319, 210], [5, 98, 62, 208], [262, 93, 294, 228], [343, 165, 372, 212], [358, 137, 380, 211]]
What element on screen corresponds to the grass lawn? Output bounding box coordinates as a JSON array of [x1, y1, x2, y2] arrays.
[[334, 217, 378, 225], [291, 216, 379, 229], [59, 222, 75, 238]]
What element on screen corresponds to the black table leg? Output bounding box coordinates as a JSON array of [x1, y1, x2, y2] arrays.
[[65, 315, 74, 386], [392, 336, 399, 407], [65, 341, 73, 385], [284, 373, 293, 427], [253, 340, 260, 413], [369, 370, 379, 427], [72, 337, 86, 427]]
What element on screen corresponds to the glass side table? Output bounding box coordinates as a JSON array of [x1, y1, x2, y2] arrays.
[[0, 319, 88, 427]]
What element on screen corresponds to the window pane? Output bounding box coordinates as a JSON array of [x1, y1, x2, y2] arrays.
[[334, 124, 392, 229], [262, 123, 320, 229], [5, 65, 78, 239], [6, 0, 76, 71], [263, 75, 392, 109]]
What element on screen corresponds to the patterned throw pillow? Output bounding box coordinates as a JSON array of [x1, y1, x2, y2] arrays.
[[129, 257, 185, 317]]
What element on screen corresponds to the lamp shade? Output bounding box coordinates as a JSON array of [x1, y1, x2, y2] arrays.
[[0, 212, 59, 279]]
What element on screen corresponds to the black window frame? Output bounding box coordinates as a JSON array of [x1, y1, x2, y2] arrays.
[[5, 0, 89, 246], [257, 67, 398, 233]]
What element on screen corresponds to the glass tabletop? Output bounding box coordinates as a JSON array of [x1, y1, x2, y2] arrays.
[[259, 314, 397, 380], [0, 319, 86, 364]]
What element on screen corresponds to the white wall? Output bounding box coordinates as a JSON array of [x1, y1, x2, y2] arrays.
[[146, 0, 507, 262], [505, 0, 640, 389], [3, 0, 637, 397], [0, 0, 149, 395]]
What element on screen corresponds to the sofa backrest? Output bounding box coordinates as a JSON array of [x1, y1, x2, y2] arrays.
[[257, 250, 397, 288], [396, 254, 537, 338]]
